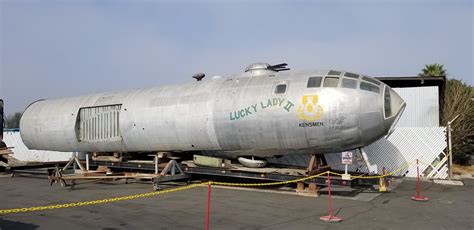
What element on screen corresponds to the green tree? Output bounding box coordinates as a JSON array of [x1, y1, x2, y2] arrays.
[[442, 79, 474, 164], [5, 112, 22, 129], [419, 63, 448, 76]]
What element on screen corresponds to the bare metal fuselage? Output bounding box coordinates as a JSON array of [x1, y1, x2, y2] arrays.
[[20, 67, 405, 158]]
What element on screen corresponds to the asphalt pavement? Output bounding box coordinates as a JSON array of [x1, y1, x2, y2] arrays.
[[0, 176, 472, 230]]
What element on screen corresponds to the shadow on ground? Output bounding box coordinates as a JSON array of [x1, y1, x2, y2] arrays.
[[0, 218, 39, 230]]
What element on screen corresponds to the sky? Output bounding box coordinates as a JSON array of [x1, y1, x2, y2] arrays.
[[0, 0, 473, 114]]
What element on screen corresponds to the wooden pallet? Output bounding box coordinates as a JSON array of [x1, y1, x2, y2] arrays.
[[0, 147, 14, 156]]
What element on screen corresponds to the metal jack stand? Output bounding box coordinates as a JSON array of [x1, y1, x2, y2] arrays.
[[360, 148, 378, 174], [49, 164, 67, 187], [307, 154, 328, 175], [152, 159, 190, 191], [296, 153, 328, 197], [49, 153, 86, 187], [379, 167, 388, 192], [62, 153, 86, 172]]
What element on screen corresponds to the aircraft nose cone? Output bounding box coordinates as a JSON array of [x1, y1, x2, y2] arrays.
[[383, 86, 406, 137]]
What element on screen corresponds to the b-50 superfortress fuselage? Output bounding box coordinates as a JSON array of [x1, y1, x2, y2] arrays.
[[20, 63, 405, 159]]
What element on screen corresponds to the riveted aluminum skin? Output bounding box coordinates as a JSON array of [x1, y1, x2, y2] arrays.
[[20, 68, 405, 158]]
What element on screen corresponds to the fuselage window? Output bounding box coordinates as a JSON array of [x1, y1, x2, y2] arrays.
[[327, 70, 341, 76], [323, 77, 339, 87], [307, 77, 322, 88], [360, 82, 380, 93], [275, 84, 287, 94], [344, 72, 359, 79], [362, 76, 381, 85], [341, 78, 357, 89]]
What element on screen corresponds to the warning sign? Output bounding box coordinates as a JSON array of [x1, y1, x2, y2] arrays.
[[341, 151, 353, 164]]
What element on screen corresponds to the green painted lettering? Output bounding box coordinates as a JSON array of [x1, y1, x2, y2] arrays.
[[283, 101, 295, 112], [251, 104, 258, 113], [239, 109, 245, 118], [278, 98, 285, 106], [266, 99, 272, 107], [245, 107, 252, 116], [232, 111, 241, 120], [272, 98, 279, 106]]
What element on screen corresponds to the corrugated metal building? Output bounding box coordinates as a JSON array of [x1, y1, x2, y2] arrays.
[[392, 86, 439, 127]]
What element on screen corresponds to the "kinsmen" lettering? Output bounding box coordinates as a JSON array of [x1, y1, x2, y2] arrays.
[[298, 121, 324, 127]]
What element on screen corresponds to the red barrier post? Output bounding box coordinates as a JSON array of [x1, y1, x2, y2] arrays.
[[411, 159, 428, 201], [320, 172, 342, 223], [206, 182, 211, 230]]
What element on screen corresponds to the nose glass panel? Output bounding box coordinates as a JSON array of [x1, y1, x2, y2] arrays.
[[384, 86, 405, 119], [384, 85, 406, 138]]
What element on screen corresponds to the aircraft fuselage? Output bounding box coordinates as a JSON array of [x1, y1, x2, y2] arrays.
[[20, 64, 405, 158]]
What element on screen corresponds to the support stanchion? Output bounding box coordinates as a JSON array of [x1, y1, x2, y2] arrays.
[[320, 172, 342, 223], [206, 182, 212, 230], [411, 159, 428, 201], [379, 167, 388, 192]]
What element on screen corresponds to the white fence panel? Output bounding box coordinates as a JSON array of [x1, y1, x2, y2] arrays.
[[270, 127, 448, 179], [327, 127, 447, 178]]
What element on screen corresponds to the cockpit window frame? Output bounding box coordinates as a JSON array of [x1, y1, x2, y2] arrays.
[[344, 72, 359, 79], [362, 76, 381, 85], [341, 78, 358, 89], [307, 76, 322, 88], [323, 76, 340, 88], [327, 70, 342, 76], [360, 81, 380, 93]]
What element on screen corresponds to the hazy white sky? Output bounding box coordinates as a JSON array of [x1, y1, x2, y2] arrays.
[[1, 0, 473, 114]]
